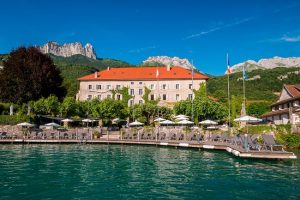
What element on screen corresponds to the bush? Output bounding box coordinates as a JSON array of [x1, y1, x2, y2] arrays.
[[0, 115, 30, 125]]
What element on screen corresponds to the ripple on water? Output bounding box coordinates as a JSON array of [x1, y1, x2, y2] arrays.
[[0, 145, 299, 200]]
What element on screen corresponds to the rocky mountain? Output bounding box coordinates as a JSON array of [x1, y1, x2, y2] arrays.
[[38, 42, 97, 59], [143, 56, 195, 69], [226, 57, 300, 74]]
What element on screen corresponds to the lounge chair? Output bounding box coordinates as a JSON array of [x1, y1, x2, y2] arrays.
[[177, 133, 184, 140], [186, 133, 196, 141], [0, 132, 7, 139], [262, 134, 284, 151], [195, 134, 204, 142], [246, 136, 261, 151], [170, 133, 176, 140], [159, 132, 166, 140]]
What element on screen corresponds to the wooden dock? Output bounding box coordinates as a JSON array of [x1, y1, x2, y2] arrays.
[[0, 139, 297, 159]]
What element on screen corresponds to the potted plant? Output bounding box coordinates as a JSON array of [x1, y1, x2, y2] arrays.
[[93, 130, 101, 139]]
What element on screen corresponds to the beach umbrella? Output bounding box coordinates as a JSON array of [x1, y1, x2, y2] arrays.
[[61, 118, 73, 122], [45, 122, 60, 127], [199, 119, 218, 125], [82, 119, 93, 127], [175, 116, 189, 121], [129, 120, 144, 127], [154, 117, 166, 122], [159, 120, 175, 125], [174, 114, 189, 118], [17, 122, 33, 127], [82, 119, 93, 123], [234, 115, 262, 123], [234, 115, 262, 134], [61, 118, 73, 128], [177, 119, 194, 125]]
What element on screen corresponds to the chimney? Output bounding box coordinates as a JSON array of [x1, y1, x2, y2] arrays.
[[94, 72, 98, 78], [107, 66, 110, 71], [167, 64, 171, 71]]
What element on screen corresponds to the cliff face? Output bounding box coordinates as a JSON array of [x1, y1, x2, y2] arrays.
[[143, 56, 195, 69], [38, 42, 97, 59], [227, 57, 300, 74]]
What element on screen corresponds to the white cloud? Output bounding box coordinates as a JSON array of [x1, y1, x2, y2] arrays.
[[280, 35, 300, 42], [183, 17, 253, 40]]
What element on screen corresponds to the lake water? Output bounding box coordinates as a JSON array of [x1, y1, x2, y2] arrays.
[[0, 144, 299, 200]]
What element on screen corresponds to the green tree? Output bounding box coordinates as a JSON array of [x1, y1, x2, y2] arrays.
[[247, 101, 270, 117], [0, 47, 66, 104], [44, 95, 60, 116], [33, 98, 47, 115], [59, 97, 77, 117]]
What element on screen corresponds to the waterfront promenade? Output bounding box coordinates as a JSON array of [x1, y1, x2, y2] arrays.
[[0, 126, 297, 160]]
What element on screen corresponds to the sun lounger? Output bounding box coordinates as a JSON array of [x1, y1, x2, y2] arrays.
[[169, 133, 176, 140], [159, 132, 166, 140], [177, 133, 184, 140], [262, 134, 284, 151]]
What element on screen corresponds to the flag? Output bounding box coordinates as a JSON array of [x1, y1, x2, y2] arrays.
[[227, 54, 231, 74], [243, 64, 248, 80], [156, 66, 159, 78]]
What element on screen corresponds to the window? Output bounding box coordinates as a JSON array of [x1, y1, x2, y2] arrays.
[[150, 94, 155, 100], [176, 84, 180, 90], [97, 95, 101, 100], [129, 99, 134, 106], [130, 89, 134, 95], [88, 85, 92, 90], [150, 84, 155, 90], [96, 85, 102, 90], [162, 94, 167, 100], [139, 100, 143, 104], [189, 84, 193, 89], [176, 94, 180, 101], [116, 94, 121, 100], [107, 94, 111, 99], [139, 89, 143, 95], [116, 85, 121, 90], [106, 85, 111, 90], [87, 95, 92, 100], [162, 84, 167, 90], [131, 82, 134, 85], [188, 94, 193, 100], [139, 82, 143, 85]]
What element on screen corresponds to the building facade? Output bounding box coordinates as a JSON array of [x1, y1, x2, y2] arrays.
[[262, 84, 300, 125], [77, 66, 208, 106]]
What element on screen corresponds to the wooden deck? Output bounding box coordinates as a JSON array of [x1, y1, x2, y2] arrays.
[[0, 139, 297, 159]]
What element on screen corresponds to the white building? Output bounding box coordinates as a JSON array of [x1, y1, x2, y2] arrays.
[[262, 84, 300, 125], [77, 66, 208, 106]]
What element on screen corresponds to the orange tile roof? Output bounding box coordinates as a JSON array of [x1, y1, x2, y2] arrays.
[[78, 66, 209, 81], [284, 84, 300, 97]]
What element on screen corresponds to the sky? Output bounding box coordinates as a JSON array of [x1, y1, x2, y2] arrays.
[[1, 0, 300, 75]]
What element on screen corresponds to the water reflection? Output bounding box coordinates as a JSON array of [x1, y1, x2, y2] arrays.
[[0, 145, 299, 200]]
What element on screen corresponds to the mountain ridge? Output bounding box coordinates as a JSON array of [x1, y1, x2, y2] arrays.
[[227, 56, 300, 74], [38, 42, 97, 59]]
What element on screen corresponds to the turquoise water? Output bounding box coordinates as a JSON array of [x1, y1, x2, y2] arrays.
[[0, 145, 299, 200]]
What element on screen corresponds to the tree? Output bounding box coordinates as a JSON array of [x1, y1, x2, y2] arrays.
[[247, 101, 270, 117], [44, 95, 60, 116], [0, 47, 66, 104], [59, 97, 77, 117]]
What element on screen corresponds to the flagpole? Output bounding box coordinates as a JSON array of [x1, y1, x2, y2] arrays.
[[191, 60, 194, 122], [243, 65, 246, 109], [227, 53, 231, 135], [241, 64, 247, 116], [156, 65, 159, 141]]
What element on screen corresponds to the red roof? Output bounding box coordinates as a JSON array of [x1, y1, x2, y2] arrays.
[[78, 66, 208, 81], [284, 84, 300, 97]]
